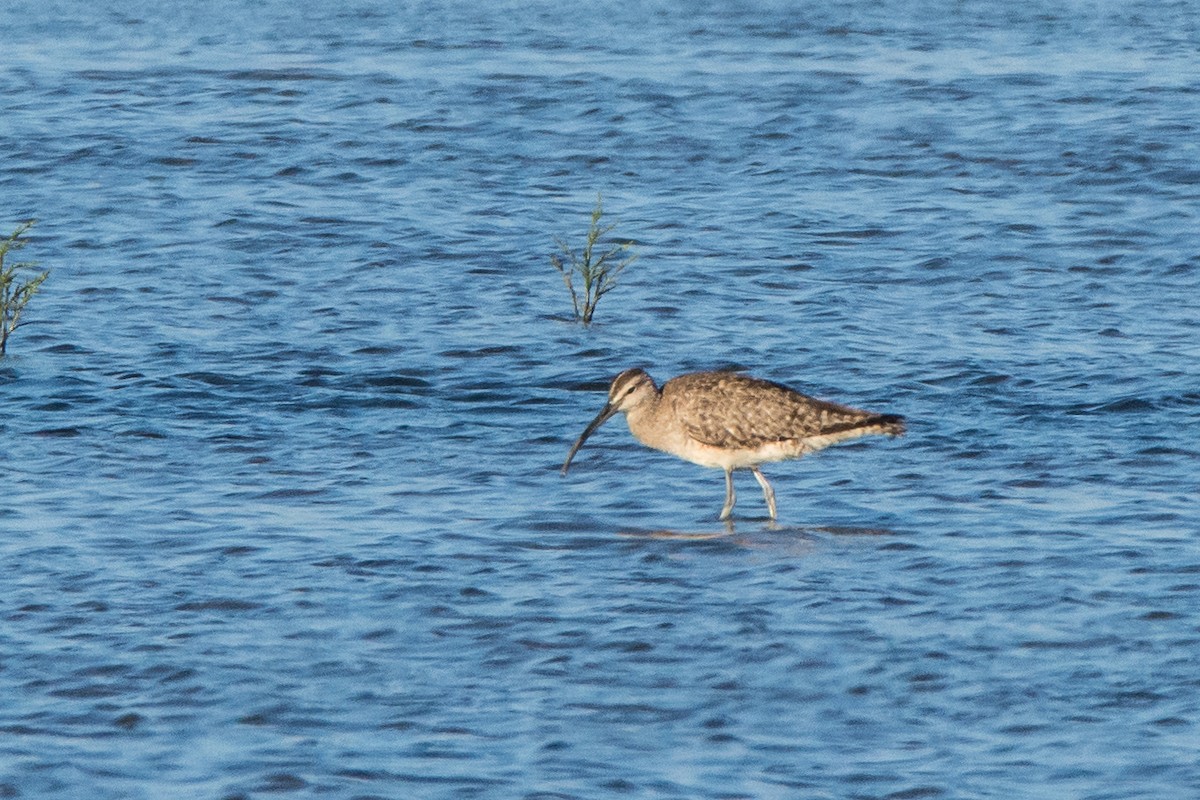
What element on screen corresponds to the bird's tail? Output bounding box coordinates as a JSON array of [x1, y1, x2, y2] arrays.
[[847, 413, 906, 438], [801, 412, 906, 453]]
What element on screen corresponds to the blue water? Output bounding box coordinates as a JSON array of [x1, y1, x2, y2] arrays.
[[2, 1, 1199, 797]]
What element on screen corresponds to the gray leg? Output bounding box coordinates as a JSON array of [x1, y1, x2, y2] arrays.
[[751, 467, 777, 520], [719, 468, 736, 520]]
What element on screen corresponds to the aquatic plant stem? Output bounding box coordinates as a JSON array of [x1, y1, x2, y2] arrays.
[[550, 195, 637, 325], [0, 220, 50, 356]]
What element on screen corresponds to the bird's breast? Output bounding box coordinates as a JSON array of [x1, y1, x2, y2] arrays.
[[624, 405, 806, 470]]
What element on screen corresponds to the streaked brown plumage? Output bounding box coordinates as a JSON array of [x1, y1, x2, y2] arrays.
[[562, 368, 905, 520]]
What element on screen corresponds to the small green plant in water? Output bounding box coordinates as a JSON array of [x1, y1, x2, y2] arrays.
[[551, 195, 637, 325], [1, 220, 50, 356]]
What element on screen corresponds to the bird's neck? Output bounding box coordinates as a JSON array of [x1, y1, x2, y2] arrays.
[[623, 392, 671, 450]]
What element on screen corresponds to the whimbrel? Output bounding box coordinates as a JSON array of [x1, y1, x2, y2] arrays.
[[561, 369, 905, 520]]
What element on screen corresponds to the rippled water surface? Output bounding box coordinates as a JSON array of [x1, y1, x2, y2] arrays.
[[3, 1, 1199, 798]]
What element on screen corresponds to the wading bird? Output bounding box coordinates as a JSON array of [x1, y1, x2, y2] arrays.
[[562, 368, 905, 520]]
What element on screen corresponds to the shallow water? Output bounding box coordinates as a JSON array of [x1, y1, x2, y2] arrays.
[[2, 1, 1199, 798]]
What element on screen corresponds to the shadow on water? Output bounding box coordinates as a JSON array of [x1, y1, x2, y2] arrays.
[[616, 521, 897, 554]]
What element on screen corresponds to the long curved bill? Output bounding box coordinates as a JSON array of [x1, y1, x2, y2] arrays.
[[561, 402, 620, 475]]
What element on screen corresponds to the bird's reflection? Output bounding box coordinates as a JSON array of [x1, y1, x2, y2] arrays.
[[616, 521, 895, 552]]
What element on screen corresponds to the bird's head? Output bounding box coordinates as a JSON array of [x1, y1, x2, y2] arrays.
[[561, 368, 659, 474]]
